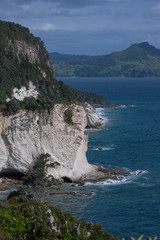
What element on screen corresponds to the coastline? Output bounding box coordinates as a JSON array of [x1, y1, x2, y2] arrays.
[[0, 102, 134, 192], [92, 103, 132, 108], [74, 167, 138, 185]]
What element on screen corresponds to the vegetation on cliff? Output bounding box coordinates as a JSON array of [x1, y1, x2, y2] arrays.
[[0, 191, 158, 240], [0, 20, 106, 114], [71, 88, 106, 105], [0, 20, 79, 113], [50, 42, 160, 77], [22, 153, 58, 188], [0, 193, 117, 240]]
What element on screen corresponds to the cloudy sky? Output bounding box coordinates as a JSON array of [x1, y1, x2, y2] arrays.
[[1, 0, 160, 55]]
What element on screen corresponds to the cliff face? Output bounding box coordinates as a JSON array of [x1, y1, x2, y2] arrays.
[[0, 20, 101, 181], [84, 102, 103, 129], [0, 104, 96, 180], [0, 20, 78, 112]]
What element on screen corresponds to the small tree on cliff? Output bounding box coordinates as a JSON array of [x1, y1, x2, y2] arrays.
[[22, 153, 57, 202]]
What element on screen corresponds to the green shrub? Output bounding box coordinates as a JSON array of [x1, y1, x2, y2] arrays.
[[7, 186, 33, 202], [0, 197, 158, 240], [22, 153, 51, 187], [0, 208, 30, 240], [64, 108, 73, 125]]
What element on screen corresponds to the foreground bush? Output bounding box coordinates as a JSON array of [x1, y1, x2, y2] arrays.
[[0, 198, 116, 240], [0, 195, 158, 240]]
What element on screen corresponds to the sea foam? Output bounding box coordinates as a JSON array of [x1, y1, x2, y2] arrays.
[[90, 147, 114, 151], [96, 108, 109, 125], [84, 170, 148, 186]]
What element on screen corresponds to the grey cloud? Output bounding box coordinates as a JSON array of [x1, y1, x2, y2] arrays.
[[151, 4, 160, 15], [0, 1, 60, 19], [0, 0, 125, 12], [32, 27, 160, 55], [56, 0, 124, 7], [1, 0, 160, 56]]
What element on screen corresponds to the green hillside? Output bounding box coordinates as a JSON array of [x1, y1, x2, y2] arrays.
[[0, 20, 81, 113], [50, 42, 160, 77], [0, 20, 106, 113]]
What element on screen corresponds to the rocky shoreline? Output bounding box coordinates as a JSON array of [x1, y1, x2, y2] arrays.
[[0, 177, 22, 191], [74, 167, 135, 185], [49, 191, 93, 196], [92, 103, 132, 108], [88, 145, 104, 151], [0, 167, 140, 192], [0, 101, 134, 192]]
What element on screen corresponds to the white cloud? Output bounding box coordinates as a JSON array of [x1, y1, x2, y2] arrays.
[[31, 23, 57, 31], [152, 4, 160, 15], [22, 4, 30, 11], [104, 0, 123, 2]]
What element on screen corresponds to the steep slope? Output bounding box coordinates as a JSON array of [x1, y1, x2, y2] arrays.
[[0, 20, 101, 181], [51, 42, 160, 77], [0, 104, 97, 180], [0, 197, 116, 240], [0, 20, 79, 113]]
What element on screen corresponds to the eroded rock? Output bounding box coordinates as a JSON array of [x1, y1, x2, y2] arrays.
[[0, 104, 97, 181], [84, 102, 104, 129]]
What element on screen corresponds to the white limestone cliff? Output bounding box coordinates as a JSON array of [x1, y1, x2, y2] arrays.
[[6, 82, 39, 102], [0, 104, 97, 180], [84, 102, 103, 129]]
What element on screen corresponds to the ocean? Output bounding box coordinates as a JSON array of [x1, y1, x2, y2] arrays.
[[45, 77, 160, 239], [1, 77, 159, 239]]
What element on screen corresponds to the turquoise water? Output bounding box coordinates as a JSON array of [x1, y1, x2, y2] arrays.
[[50, 78, 160, 238]]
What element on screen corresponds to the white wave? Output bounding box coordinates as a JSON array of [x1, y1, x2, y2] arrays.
[[90, 147, 114, 151], [85, 177, 130, 186], [116, 105, 127, 108], [115, 104, 135, 108], [102, 147, 114, 151], [96, 108, 106, 115], [96, 108, 109, 125], [130, 170, 148, 176], [84, 169, 148, 186], [134, 182, 154, 188]]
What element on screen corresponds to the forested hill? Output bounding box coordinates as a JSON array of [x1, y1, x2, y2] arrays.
[[50, 42, 160, 77], [0, 20, 106, 113]]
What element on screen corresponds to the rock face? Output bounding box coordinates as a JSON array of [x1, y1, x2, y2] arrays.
[[0, 21, 104, 183], [84, 102, 103, 129], [9, 39, 53, 70], [6, 82, 39, 102], [0, 104, 97, 180]]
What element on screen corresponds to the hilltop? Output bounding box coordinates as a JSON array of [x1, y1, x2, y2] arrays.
[[50, 42, 160, 77], [0, 20, 82, 113], [0, 20, 106, 113]]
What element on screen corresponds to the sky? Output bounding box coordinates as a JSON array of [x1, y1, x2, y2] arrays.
[[1, 0, 160, 55]]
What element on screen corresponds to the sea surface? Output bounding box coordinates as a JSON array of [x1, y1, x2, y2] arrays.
[[46, 77, 160, 239], [1, 77, 160, 238]]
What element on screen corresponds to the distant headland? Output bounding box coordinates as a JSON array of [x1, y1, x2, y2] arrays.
[[50, 42, 160, 77]]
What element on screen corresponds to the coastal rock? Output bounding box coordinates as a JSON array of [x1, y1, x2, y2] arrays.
[[75, 167, 133, 185], [0, 104, 97, 181], [6, 81, 39, 102], [0, 178, 22, 191], [88, 146, 103, 151], [92, 103, 132, 108], [9, 39, 53, 70], [84, 102, 104, 129]]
